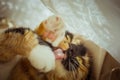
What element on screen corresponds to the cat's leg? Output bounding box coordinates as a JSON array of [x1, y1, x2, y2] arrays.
[[0, 27, 38, 63], [0, 49, 16, 63], [0, 18, 16, 63], [8, 58, 40, 80]]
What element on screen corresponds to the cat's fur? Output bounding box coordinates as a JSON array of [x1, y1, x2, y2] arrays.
[[0, 16, 91, 80], [0, 27, 38, 63], [8, 31, 91, 80], [0, 27, 56, 73]]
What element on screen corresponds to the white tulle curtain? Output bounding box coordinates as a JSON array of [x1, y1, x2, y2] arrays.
[[0, 0, 120, 62]]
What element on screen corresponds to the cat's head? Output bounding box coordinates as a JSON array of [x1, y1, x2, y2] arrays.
[[51, 31, 90, 80]]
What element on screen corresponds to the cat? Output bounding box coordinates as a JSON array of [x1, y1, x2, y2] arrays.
[[0, 15, 91, 80], [8, 31, 91, 80], [0, 15, 67, 80]]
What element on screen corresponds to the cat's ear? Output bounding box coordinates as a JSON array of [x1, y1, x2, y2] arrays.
[[65, 31, 73, 42], [58, 31, 74, 51]]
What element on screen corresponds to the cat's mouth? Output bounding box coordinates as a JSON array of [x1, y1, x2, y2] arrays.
[[53, 48, 66, 60]]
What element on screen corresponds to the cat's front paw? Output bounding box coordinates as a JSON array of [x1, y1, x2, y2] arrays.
[[27, 45, 55, 72], [35, 15, 66, 47]]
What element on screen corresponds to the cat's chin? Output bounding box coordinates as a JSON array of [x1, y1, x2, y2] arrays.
[[55, 60, 67, 77]]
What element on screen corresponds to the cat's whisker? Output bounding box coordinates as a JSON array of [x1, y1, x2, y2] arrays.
[[68, 58, 71, 70], [71, 63, 77, 79], [68, 60, 76, 78], [72, 58, 79, 67]]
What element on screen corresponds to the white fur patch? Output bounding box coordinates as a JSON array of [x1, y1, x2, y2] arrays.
[[28, 45, 55, 72]]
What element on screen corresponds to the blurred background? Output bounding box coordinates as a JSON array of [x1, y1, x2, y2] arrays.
[[0, 0, 120, 63], [0, 0, 120, 65], [0, 0, 120, 80]]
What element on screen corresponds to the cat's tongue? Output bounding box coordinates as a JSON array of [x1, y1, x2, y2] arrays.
[[53, 49, 65, 60]]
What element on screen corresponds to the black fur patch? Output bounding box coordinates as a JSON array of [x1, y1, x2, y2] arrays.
[[68, 44, 87, 57], [5, 27, 30, 35], [65, 31, 73, 42], [62, 44, 87, 71], [37, 37, 53, 49], [76, 44, 87, 56]]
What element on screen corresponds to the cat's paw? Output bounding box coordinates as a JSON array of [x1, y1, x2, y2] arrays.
[[35, 15, 66, 47], [28, 45, 55, 72]]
